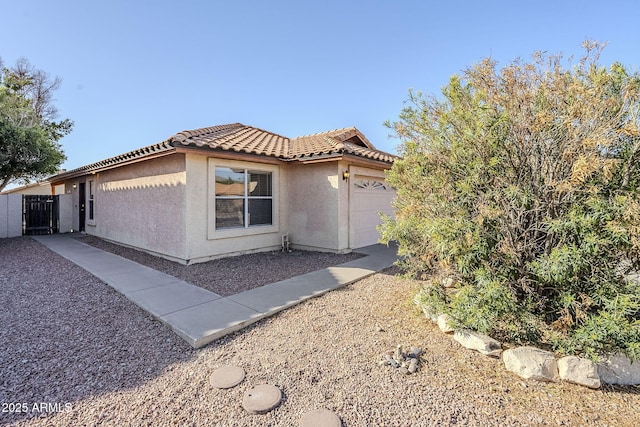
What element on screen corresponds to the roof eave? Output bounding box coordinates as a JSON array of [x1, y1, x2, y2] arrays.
[[49, 147, 178, 184], [343, 154, 395, 169], [294, 153, 395, 169], [174, 146, 289, 165]]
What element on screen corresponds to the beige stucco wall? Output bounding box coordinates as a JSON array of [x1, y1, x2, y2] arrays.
[[337, 160, 351, 250], [0, 194, 22, 238], [0, 182, 64, 195], [52, 151, 392, 262], [287, 161, 346, 252], [75, 154, 188, 260], [183, 154, 288, 263], [58, 194, 73, 233]]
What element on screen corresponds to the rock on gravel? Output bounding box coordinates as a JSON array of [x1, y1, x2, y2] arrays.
[[2, 236, 640, 426]]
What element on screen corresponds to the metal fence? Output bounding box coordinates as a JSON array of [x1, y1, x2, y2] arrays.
[[23, 195, 59, 235]]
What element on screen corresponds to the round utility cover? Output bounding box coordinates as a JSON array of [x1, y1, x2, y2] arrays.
[[209, 366, 245, 389], [299, 409, 342, 427], [242, 384, 282, 414]]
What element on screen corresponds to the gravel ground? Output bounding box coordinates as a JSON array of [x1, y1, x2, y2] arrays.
[[1, 236, 639, 426], [71, 235, 364, 296]]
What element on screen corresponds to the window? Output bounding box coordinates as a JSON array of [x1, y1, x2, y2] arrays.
[[354, 179, 390, 190], [215, 167, 272, 229], [88, 180, 95, 221]]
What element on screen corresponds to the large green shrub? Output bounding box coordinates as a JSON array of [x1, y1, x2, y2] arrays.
[[382, 42, 640, 360]]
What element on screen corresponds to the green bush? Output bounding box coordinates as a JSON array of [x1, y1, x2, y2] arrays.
[[382, 42, 640, 361]]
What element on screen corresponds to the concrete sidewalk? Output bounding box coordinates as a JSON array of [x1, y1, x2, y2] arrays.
[[34, 235, 398, 348]]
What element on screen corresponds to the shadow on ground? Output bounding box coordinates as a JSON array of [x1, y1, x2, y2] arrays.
[[0, 237, 196, 425]]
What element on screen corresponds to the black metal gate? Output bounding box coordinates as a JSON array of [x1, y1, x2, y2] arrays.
[[23, 195, 59, 235]]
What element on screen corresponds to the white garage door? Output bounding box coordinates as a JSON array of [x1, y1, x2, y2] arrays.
[[351, 175, 395, 248]]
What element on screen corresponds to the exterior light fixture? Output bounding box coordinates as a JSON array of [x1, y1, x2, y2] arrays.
[[72, 183, 77, 190], [342, 170, 350, 181]]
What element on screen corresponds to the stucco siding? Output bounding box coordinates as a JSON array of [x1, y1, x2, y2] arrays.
[[0, 194, 22, 238], [1, 182, 64, 195], [337, 161, 351, 250], [50, 151, 392, 261], [288, 162, 342, 251], [183, 155, 287, 263], [85, 154, 188, 260], [58, 194, 73, 233], [0, 195, 6, 238]]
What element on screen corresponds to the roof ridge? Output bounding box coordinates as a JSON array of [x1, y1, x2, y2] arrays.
[[323, 136, 345, 150], [292, 126, 358, 140], [170, 123, 246, 144], [242, 124, 290, 141]]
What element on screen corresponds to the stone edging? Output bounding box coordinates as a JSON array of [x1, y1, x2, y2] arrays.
[[415, 298, 640, 388]]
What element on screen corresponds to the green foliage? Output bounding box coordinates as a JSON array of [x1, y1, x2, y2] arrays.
[[0, 57, 72, 191], [413, 280, 448, 320], [449, 271, 516, 332], [0, 120, 65, 186], [549, 288, 640, 361], [383, 42, 640, 360]]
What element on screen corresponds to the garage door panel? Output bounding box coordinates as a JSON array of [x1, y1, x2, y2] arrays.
[[351, 175, 395, 248]]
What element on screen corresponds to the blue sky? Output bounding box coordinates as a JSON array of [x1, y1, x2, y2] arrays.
[[2, 0, 639, 174]]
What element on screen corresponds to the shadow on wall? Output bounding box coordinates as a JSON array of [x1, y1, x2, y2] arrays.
[[100, 172, 186, 192]]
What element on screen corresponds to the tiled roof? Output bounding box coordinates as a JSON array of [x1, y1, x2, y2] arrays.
[[169, 123, 395, 163], [50, 123, 395, 182], [170, 123, 291, 158], [50, 140, 176, 182], [290, 127, 396, 163]]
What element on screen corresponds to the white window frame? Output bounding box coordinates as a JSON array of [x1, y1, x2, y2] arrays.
[[87, 179, 96, 226], [214, 168, 273, 229], [208, 159, 279, 239]]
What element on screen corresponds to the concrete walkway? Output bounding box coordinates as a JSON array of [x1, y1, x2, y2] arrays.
[[33, 235, 398, 348]]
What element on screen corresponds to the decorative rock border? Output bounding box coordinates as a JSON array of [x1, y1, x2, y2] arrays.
[[415, 298, 640, 388], [597, 353, 640, 385], [503, 347, 560, 383], [558, 355, 600, 389], [453, 329, 502, 357]]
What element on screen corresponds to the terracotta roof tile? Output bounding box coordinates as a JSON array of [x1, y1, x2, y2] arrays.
[[290, 127, 396, 163], [171, 124, 290, 158], [49, 123, 395, 182], [50, 140, 175, 182], [171, 123, 244, 146]]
